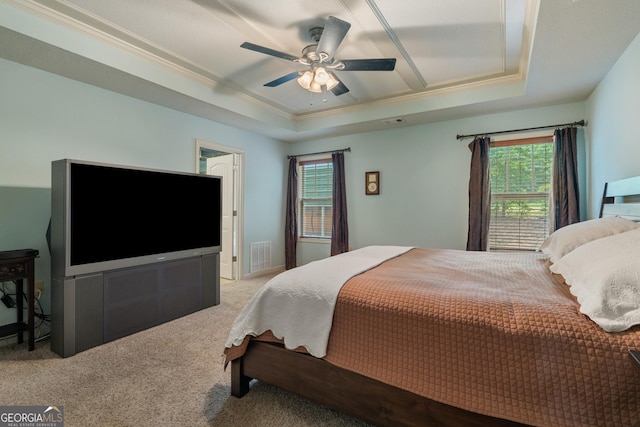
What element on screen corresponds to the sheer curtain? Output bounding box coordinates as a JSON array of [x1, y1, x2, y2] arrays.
[[466, 136, 491, 251], [330, 152, 349, 256], [552, 127, 580, 230], [285, 157, 298, 269]]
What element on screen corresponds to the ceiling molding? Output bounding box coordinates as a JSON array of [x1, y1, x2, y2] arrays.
[[9, 0, 224, 86]]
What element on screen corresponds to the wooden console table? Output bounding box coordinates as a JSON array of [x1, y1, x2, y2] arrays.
[[0, 249, 39, 350]]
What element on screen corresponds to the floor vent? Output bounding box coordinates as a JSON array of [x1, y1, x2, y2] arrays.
[[250, 241, 271, 273]]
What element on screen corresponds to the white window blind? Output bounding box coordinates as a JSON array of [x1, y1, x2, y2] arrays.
[[298, 158, 333, 239], [489, 137, 553, 251]]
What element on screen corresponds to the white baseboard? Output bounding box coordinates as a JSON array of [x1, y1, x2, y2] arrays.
[[241, 265, 284, 280]]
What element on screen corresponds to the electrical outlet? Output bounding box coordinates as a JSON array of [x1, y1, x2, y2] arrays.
[[35, 281, 44, 297]]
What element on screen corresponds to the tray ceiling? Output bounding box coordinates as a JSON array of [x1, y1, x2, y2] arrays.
[[1, 0, 639, 141]]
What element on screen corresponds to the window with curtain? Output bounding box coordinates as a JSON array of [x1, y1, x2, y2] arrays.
[[488, 136, 553, 251], [298, 158, 333, 239]]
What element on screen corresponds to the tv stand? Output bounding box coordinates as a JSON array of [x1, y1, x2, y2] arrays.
[[51, 253, 219, 357]]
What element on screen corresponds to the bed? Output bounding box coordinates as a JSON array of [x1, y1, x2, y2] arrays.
[[223, 177, 640, 427]]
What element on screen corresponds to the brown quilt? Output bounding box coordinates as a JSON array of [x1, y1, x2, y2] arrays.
[[226, 248, 640, 427]]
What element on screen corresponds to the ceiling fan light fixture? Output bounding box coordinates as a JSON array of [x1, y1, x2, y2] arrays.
[[298, 67, 339, 93], [297, 70, 313, 89], [241, 15, 396, 98]]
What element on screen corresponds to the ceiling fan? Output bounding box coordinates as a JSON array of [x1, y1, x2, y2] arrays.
[[240, 16, 396, 96]]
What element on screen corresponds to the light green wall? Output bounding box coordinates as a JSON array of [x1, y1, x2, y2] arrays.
[[0, 58, 288, 325], [291, 102, 587, 265], [585, 32, 640, 218], [291, 32, 640, 266], [1, 29, 638, 327]]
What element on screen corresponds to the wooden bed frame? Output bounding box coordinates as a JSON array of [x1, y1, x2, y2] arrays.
[[231, 341, 526, 427], [600, 175, 640, 220], [230, 176, 640, 427]]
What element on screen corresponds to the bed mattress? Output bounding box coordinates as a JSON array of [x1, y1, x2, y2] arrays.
[[226, 248, 640, 427]]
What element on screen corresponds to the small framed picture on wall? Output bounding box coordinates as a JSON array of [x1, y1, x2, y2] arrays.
[[365, 171, 380, 195]]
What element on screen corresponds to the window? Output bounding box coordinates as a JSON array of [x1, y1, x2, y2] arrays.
[[298, 158, 333, 239], [489, 136, 553, 251]]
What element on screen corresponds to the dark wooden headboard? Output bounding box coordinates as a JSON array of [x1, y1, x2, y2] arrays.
[[599, 176, 640, 220]]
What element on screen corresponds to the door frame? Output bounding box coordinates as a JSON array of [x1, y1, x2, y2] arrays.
[[195, 139, 245, 280], [206, 154, 234, 280]]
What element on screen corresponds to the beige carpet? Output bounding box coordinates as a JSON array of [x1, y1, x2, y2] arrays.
[[0, 273, 372, 427]]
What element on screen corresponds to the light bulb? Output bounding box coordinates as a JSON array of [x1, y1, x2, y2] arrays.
[[313, 67, 329, 85], [297, 70, 313, 90], [325, 73, 339, 91], [309, 81, 322, 93]]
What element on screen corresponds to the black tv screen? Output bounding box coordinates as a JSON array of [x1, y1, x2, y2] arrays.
[[64, 161, 221, 272]]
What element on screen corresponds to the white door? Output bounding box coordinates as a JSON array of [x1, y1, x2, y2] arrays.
[[207, 154, 235, 280]]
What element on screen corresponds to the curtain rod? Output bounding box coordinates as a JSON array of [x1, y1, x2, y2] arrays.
[[456, 120, 585, 140], [287, 147, 351, 159]]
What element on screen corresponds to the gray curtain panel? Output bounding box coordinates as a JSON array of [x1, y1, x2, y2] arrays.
[[331, 152, 349, 256], [285, 157, 298, 269], [466, 136, 491, 251], [552, 127, 580, 230]]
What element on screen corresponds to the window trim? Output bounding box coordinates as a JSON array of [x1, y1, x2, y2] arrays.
[[491, 135, 553, 148], [297, 156, 333, 241]]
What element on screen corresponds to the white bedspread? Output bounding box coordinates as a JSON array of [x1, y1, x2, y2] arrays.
[[225, 246, 414, 358]]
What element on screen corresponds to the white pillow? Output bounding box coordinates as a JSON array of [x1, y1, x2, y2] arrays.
[[549, 227, 640, 332], [539, 216, 639, 263]]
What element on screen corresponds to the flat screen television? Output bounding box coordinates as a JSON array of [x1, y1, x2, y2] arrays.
[[51, 159, 222, 277]]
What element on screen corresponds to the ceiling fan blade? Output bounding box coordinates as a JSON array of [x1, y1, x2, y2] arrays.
[[316, 16, 351, 59], [264, 71, 300, 87], [339, 58, 396, 71], [331, 80, 349, 96], [241, 42, 299, 62]]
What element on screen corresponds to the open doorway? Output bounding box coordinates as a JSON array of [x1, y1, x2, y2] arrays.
[[195, 139, 244, 281]]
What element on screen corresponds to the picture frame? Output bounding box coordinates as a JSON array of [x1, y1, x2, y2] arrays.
[[365, 171, 380, 195]]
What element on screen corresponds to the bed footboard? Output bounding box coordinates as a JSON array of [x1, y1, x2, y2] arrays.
[[230, 341, 526, 427]]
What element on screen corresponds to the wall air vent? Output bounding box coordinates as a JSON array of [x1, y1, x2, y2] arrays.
[[250, 241, 271, 273]]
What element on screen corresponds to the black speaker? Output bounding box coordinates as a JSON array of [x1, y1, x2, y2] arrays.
[[104, 266, 160, 342], [75, 274, 104, 353]]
